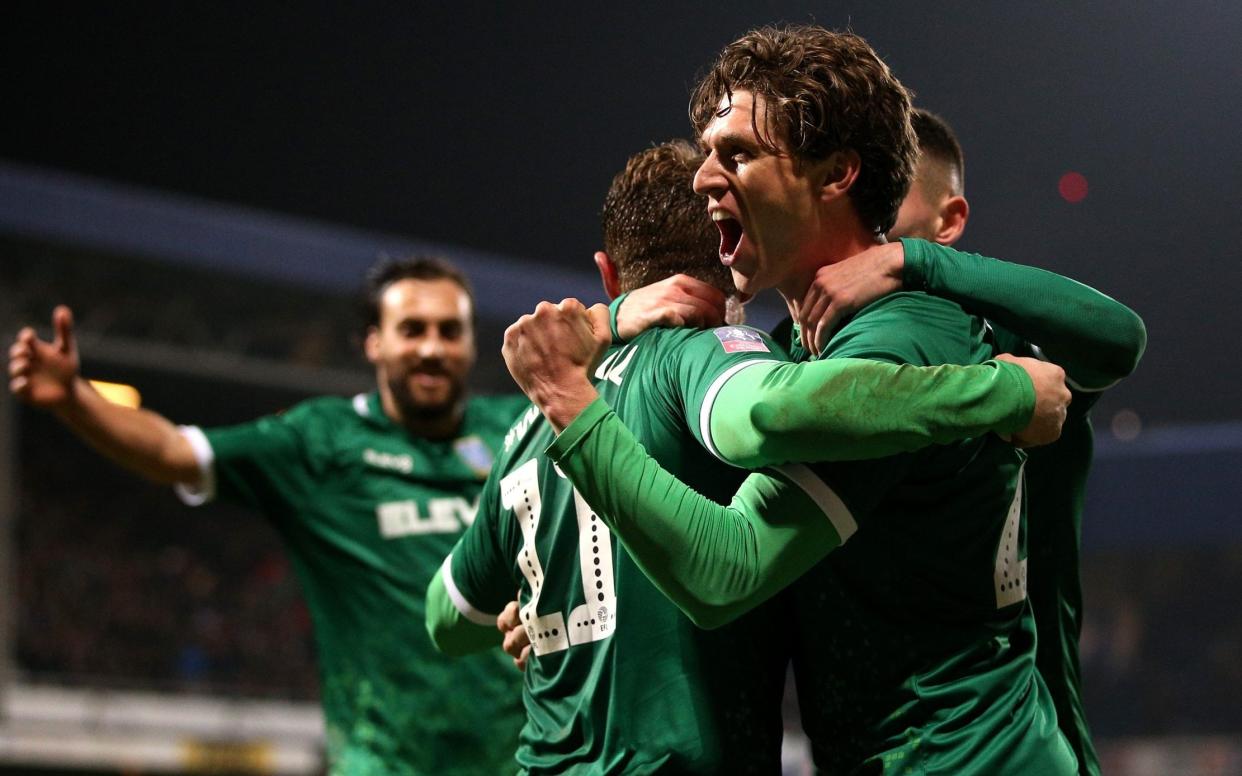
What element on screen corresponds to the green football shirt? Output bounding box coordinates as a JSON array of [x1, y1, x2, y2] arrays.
[[443, 327, 791, 774], [886, 238, 1145, 776], [177, 392, 528, 775], [775, 292, 1075, 775], [565, 240, 1142, 775], [990, 325, 1103, 776]]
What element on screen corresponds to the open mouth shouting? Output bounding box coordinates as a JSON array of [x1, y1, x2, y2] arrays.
[[712, 210, 745, 266]]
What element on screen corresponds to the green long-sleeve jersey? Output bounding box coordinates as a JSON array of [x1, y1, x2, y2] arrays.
[[550, 241, 1146, 774], [177, 392, 528, 775], [903, 238, 1145, 776], [428, 323, 1043, 773], [434, 327, 794, 774], [554, 293, 1077, 775]]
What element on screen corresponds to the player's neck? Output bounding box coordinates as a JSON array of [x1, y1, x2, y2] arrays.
[[777, 223, 883, 315]]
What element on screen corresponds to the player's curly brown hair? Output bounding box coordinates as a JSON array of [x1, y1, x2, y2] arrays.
[[690, 25, 917, 236], [601, 140, 732, 295]]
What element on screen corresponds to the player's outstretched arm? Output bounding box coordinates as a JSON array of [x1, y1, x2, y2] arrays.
[[8, 306, 200, 486], [706, 355, 1070, 468], [548, 399, 842, 629]]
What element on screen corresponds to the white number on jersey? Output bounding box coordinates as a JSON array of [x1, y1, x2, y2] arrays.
[[594, 345, 636, 386], [500, 459, 617, 656], [994, 466, 1028, 608]]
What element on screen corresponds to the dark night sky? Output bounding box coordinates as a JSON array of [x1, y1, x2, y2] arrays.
[[5, 3, 1241, 427]]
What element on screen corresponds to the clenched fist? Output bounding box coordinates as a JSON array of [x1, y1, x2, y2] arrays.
[[502, 299, 611, 432]]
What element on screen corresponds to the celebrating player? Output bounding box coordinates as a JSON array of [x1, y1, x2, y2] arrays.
[[427, 136, 1076, 771], [851, 108, 1138, 776], [7, 258, 526, 775], [505, 25, 1141, 775]]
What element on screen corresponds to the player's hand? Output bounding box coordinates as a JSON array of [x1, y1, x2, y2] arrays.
[[9, 306, 81, 409], [614, 270, 727, 340], [997, 354, 1070, 448], [794, 242, 905, 356], [497, 600, 531, 672], [503, 299, 611, 432]]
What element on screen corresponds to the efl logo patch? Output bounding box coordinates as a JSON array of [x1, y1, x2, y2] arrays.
[[714, 326, 770, 353]]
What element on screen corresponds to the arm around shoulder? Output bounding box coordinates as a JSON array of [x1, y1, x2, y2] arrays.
[[902, 238, 1148, 389], [707, 357, 1035, 468]]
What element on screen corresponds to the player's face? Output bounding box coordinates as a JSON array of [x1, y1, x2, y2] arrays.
[[888, 159, 939, 241], [368, 278, 475, 420], [694, 90, 827, 297]]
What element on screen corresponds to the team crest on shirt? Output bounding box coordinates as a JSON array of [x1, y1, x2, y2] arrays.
[[454, 435, 495, 478], [713, 326, 769, 353]]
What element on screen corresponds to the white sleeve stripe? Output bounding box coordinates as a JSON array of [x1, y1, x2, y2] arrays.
[[1029, 344, 1117, 393], [698, 359, 781, 462], [440, 556, 497, 626], [173, 425, 216, 506], [773, 463, 858, 544]]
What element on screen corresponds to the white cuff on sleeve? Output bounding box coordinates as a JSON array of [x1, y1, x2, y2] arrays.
[[173, 425, 217, 506], [440, 556, 497, 626]]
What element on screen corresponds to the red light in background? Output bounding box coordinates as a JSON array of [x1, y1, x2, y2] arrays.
[[1059, 171, 1089, 203]]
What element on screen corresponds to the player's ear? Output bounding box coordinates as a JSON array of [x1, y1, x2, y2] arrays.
[[364, 326, 381, 364], [819, 149, 862, 202], [935, 195, 969, 246], [594, 251, 622, 300]]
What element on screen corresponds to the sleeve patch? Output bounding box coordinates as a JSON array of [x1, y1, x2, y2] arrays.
[[713, 326, 770, 353]]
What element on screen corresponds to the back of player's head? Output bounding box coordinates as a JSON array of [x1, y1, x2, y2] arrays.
[[363, 255, 476, 331], [689, 24, 917, 236], [912, 108, 965, 197], [601, 139, 732, 295]]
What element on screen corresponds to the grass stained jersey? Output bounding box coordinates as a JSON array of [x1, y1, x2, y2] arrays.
[[447, 326, 790, 775], [191, 392, 527, 775]]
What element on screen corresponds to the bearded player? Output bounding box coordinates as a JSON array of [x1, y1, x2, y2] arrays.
[[8, 258, 526, 774]]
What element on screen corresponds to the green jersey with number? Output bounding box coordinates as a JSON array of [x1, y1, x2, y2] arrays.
[[179, 392, 527, 775], [444, 327, 790, 774], [991, 326, 1102, 776], [778, 294, 1075, 775]]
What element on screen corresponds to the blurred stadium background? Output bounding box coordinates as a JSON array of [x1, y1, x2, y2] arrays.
[[3, 4, 1240, 775]]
